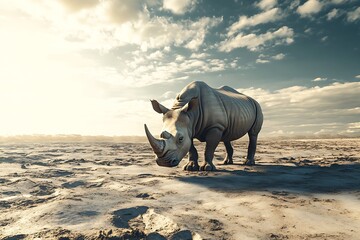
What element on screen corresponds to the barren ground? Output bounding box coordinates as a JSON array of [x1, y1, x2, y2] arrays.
[[1, 138, 359, 239]]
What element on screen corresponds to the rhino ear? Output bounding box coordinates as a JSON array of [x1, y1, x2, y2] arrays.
[[181, 97, 198, 113], [151, 100, 169, 114]]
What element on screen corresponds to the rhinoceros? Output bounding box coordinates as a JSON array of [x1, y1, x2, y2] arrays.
[[144, 81, 263, 171]]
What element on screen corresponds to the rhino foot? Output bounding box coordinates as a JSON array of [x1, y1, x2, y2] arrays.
[[200, 162, 216, 171], [244, 158, 255, 166], [183, 161, 200, 171], [222, 157, 233, 165]]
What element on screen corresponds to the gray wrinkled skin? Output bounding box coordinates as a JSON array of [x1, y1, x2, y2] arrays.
[[145, 81, 263, 171]]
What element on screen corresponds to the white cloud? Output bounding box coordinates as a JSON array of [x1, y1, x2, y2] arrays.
[[348, 122, 360, 129], [256, 59, 270, 64], [190, 52, 210, 59], [313, 77, 328, 82], [321, 36, 328, 42], [289, 0, 301, 10], [175, 55, 186, 62], [256, 0, 277, 10], [256, 53, 285, 63], [272, 53, 285, 60], [347, 7, 360, 22], [228, 8, 283, 36], [327, 8, 339, 20], [297, 0, 324, 18], [148, 50, 164, 60], [163, 0, 197, 15], [219, 26, 294, 52], [304, 28, 312, 34], [237, 82, 360, 137], [331, 0, 347, 4], [355, 75, 360, 79]]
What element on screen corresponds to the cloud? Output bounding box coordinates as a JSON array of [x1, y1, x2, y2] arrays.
[[190, 52, 210, 59], [321, 36, 328, 42], [312, 77, 327, 82], [59, 0, 99, 11], [237, 82, 360, 137], [297, 0, 324, 18], [14, 1, 220, 51], [356, 75, 360, 79], [327, 8, 339, 20], [331, 0, 347, 4], [347, 7, 360, 22], [228, 8, 283, 36], [348, 122, 360, 129], [256, 53, 285, 64], [118, 16, 222, 51], [102, 50, 238, 87], [219, 26, 294, 52], [163, 0, 197, 15], [272, 53, 285, 60], [256, 0, 277, 10], [148, 50, 164, 60], [105, 0, 144, 24], [256, 59, 270, 64]]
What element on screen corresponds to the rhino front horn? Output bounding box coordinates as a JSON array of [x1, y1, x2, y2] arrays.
[[144, 124, 165, 157]]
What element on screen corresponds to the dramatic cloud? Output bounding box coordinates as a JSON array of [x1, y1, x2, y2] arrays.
[[297, 0, 324, 18], [228, 8, 283, 36], [220, 26, 294, 52], [12, 0, 220, 51], [163, 0, 197, 15], [256, 0, 277, 10], [237, 82, 360, 136], [347, 7, 360, 22]]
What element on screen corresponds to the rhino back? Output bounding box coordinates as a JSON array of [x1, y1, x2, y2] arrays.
[[215, 88, 258, 141]]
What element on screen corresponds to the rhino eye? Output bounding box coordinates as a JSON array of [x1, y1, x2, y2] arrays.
[[178, 136, 184, 143]]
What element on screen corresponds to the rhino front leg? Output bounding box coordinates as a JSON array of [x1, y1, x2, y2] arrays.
[[183, 141, 199, 171], [244, 134, 258, 166], [200, 128, 222, 171], [222, 141, 233, 165]]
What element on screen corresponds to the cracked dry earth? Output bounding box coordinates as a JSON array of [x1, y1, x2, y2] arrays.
[[0, 139, 360, 239]]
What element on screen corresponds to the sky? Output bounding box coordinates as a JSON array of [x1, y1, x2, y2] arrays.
[[0, 0, 359, 137]]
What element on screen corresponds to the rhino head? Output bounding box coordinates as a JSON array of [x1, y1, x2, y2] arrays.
[[144, 98, 198, 167]]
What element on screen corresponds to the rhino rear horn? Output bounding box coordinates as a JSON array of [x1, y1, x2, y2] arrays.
[[144, 124, 165, 157]]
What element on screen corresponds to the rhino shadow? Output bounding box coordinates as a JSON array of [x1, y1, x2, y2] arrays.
[[176, 163, 360, 193]]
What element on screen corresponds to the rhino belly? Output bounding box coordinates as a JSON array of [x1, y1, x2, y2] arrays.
[[222, 103, 256, 141]]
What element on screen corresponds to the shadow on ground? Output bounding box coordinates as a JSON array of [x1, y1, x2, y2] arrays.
[[177, 163, 360, 193]]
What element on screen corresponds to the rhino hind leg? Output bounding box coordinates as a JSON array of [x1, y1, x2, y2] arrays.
[[244, 134, 258, 166], [183, 141, 200, 171], [222, 141, 233, 165]]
